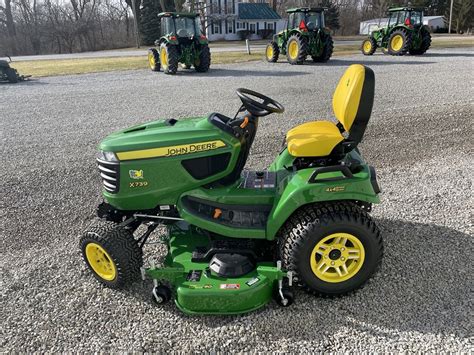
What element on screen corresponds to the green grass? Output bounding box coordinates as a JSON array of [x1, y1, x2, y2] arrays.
[[11, 37, 473, 78]]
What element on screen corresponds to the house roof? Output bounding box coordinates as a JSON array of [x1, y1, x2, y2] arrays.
[[238, 3, 281, 20]]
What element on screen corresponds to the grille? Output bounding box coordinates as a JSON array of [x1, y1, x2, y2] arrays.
[[97, 159, 120, 193]]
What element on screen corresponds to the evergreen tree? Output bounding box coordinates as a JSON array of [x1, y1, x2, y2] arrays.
[[319, 0, 340, 30], [140, 0, 163, 45]]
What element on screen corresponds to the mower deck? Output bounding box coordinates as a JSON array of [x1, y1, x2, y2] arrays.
[[145, 222, 289, 315]]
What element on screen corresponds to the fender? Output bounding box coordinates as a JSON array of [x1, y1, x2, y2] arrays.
[[266, 150, 380, 239]]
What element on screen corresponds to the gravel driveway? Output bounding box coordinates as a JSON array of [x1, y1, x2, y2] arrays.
[[1, 48, 473, 352]]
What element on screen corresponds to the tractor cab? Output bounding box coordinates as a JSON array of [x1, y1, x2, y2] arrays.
[[159, 12, 202, 42], [286, 7, 326, 32], [387, 7, 424, 30]]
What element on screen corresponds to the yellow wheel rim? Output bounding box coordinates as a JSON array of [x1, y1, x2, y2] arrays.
[[148, 52, 155, 69], [363, 41, 372, 53], [390, 35, 404, 51], [85, 242, 117, 281], [266, 45, 274, 60], [160, 48, 168, 69], [288, 40, 299, 60], [310, 233, 365, 283]]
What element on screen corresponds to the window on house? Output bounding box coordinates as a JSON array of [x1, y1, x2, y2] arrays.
[[213, 23, 220, 34], [228, 23, 233, 33], [267, 23, 274, 30], [250, 23, 256, 33]]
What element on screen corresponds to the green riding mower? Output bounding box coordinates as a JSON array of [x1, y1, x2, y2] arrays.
[[266, 7, 333, 65], [81, 64, 383, 315], [147, 12, 210, 75], [361, 7, 431, 56]]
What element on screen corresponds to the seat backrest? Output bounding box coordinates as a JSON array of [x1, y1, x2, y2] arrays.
[[332, 64, 375, 144]]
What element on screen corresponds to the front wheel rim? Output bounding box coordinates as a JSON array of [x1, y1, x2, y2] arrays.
[[310, 233, 365, 283], [363, 41, 372, 53], [148, 53, 155, 68], [266, 46, 274, 60], [160, 48, 168, 69], [85, 242, 117, 281]]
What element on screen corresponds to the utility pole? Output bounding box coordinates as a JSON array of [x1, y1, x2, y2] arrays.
[[448, 0, 454, 34], [131, 0, 141, 48]]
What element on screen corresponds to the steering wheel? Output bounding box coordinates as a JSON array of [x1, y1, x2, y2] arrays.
[[236, 88, 285, 117]]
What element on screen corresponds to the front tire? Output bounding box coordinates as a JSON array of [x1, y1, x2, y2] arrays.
[[286, 34, 308, 65], [266, 42, 280, 63], [361, 37, 377, 55], [148, 48, 160, 72], [279, 202, 383, 296], [80, 220, 143, 289], [388, 29, 411, 56], [194, 45, 211, 72], [160, 43, 179, 74]]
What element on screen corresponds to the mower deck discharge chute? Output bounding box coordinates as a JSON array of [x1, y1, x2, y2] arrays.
[[81, 64, 383, 315]]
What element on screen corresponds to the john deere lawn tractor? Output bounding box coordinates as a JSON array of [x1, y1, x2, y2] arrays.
[[266, 8, 334, 64], [361, 7, 431, 56], [81, 64, 383, 315], [147, 12, 210, 75]]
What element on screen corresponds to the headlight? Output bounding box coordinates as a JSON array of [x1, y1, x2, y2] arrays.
[[98, 150, 119, 162]]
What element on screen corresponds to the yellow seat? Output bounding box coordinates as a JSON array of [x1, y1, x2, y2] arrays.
[[286, 64, 375, 157], [286, 121, 344, 157]]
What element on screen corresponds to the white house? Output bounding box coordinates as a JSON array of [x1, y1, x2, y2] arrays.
[[359, 15, 445, 35], [205, 1, 285, 41]]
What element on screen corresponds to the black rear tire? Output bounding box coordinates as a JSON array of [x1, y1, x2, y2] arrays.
[[80, 220, 143, 289], [195, 45, 211, 72], [409, 27, 431, 55], [312, 34, 333, 62], [6, 68, 18, 83], [265, 41, 280, 63], [278, 202, 383, 297], [388, 28, 411, 56], [286, 34, 308, 65]]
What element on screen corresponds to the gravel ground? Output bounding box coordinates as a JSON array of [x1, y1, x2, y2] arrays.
[[1, 48, 473, 352]]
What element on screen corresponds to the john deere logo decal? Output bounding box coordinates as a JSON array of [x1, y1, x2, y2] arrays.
[[129, 170, 144, 179], [116, 140, 226, 161], [326, 186, 346, 192]]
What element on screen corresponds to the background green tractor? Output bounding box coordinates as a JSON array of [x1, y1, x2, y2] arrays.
[[361, 7, 431, 56], [147, 12, 211, 75], [266, 7, 334, 64]]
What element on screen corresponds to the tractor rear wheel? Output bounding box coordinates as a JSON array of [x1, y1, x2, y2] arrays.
[[388, 29, 411, 56], [312, 34, 333, 62], [265, 42, 279, 63], [278, 202, 383, 296], [80, 220, 143, 289], [148, 48, 160, 72], [6, 68, 18, 83], [409, 27, 431, 55], [194, 45, 211, 72], [361, 37, 377, 55], [160, 43, 179, 74], [286, 34, 308, 65]]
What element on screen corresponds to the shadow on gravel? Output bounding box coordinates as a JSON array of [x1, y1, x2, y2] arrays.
[[423, 52, 474, 58], [0, 78, 46, 86], [312, 58, 437, 66], [194, 68, 309, 77], [123, 219, 471, 338]]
